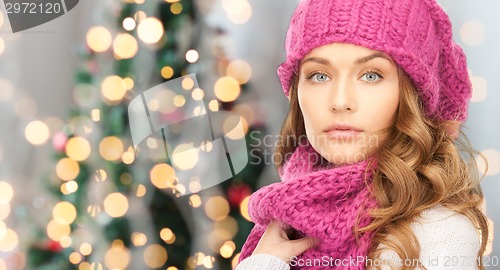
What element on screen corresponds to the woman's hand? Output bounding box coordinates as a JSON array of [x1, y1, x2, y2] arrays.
[[252, 219, 320, 263]]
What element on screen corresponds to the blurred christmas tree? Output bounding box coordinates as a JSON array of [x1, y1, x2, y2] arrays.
[[25, 0, 266, 269]]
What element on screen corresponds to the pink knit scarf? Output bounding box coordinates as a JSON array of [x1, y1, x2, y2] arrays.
[[238, 141, 378, 269]]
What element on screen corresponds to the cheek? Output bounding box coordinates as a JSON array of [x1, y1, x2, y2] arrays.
[[363, 90, 399, 130]]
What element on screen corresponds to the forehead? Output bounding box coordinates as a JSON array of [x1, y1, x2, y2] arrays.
[[301, 43, 394, 64]]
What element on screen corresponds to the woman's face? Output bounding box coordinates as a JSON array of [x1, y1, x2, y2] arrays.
[[298, 43, 400, 165]]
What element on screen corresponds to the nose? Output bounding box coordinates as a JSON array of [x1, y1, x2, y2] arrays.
[[328, 78, 356, 112]]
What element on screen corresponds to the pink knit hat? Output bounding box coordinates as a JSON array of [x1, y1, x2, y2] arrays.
[[278, 0, 472, 123]]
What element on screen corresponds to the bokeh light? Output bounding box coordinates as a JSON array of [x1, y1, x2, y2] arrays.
[[103, 193, 129, 218], [56, 158, 80, 181], [476, 149, 500, 176], [47, 219, 71, 241], [214, 76, 241, 102], [205, 196, 230, 221], [137, 18, 164, 44], [240, 196, 251, 221], [99, 136, 124, 161], [104, 242, 130, 269], [150, 163, 176, 189], [471, 76, 487, 103], [0, 182, 14, 205], [161, 66, 174, 79], [113, 33, 138, 59], [223, 115, 247, 140], [226, 60, 252, 84], [65, 137, 91, 161], [186, 49, 199, 63], [52, 201, 77, 225], [101, 75, 127, 103], [0, 78, 15, 102], [132, 232, 148, 246], [143, 244, 167, 268], [25, 120, 50, 145], [172, 144, 199, 170], [0, 37, 4, 56], [160, 227, 176, 244], [460, 20, 485, 46], [220, 241, 236, 258], [86, 26, 112, 52], [0, 229, 18, 252], [122, 17, 136, 31]]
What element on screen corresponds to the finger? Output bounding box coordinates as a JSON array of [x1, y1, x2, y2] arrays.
[[288, 236, 320, 256]]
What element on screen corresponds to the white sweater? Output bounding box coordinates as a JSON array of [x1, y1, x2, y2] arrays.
[[236, 205, 481, 270]]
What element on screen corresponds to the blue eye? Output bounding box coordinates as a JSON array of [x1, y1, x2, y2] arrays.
[[308, 73, 331, 83], [360, 71, 383, 82]]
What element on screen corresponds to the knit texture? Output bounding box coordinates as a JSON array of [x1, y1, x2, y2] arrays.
[[237, 141, 378, 269], [278, 0, 472, 123]]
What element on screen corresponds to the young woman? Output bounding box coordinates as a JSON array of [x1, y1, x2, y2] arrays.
[[235, 0, 490, 269]]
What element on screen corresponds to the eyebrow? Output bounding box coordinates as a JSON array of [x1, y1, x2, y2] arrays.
[[300, 52, 393, 67]]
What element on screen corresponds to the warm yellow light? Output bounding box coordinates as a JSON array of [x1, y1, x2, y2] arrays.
[[101, 75, 127, 103], [86, 26, 112, 52], [137, 18, 164, 44], [191, 88, 204, 101], [232, 254, 241, 269], [0, 221, 6, 240], [104, 245, 130, 269], [203, 255, 215, 268], [160, 228, 175, 244], [215, 217, 238, 240], [0, 229, 18, 252], [208, 100, 219, 112], [182, 77, 195, 90], [189, 194, 202, 208], [52, 201, 77, 225], [205, 196, 230, 221], [132, 232, 148, 246], [0, 204, 11, 220], [189, 180, 201, 193], [91, 109, 100, 122], [123, 77, 134, 90], [65, 137, 91, 161], [186, 49, 199, 63], [224, 115, 247, 140], [99, 136, 124, 161], [136, 184, 147, 197], [56, 158, 80, 181], [69, 252, 82, 264], [172, 144, 199, 170], [173, 95, 186, 107], [0, 182, 13, 204], [121, 148, 135, 164], [170, 3, 183, 14], [225, 0, 252, 24], [25, 120, 50, 145], [240, 196, 251, 221], [214, 76, 241, 102], [143, 244, 168, 268], [150, 163, 176, 189], [60, 236, 72, 248], [113, 33, 138, 59], [61, 180, 78, 194], [122, 17, 136, 31], [227, 60, 252, 84], [161, 66, 174, 79], [103, 193, 129, 218], [79, 262, 91, 270], [94, 169, 107, 182], [47, 219, 71, 241], [87, 205, 101, 217], [80, 243, 92, 256]]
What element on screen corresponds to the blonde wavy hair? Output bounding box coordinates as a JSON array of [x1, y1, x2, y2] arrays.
[[274, 70, 489, 269]]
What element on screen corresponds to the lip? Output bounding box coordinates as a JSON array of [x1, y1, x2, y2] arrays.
[[323, 123, 363, 140]]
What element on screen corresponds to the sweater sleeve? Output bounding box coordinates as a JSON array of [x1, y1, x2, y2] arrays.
[[235, 253, 290, 270], [376, 205, 481, 270]]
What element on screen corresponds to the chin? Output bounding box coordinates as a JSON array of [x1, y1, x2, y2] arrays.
[[319, 146, 368, 165]]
